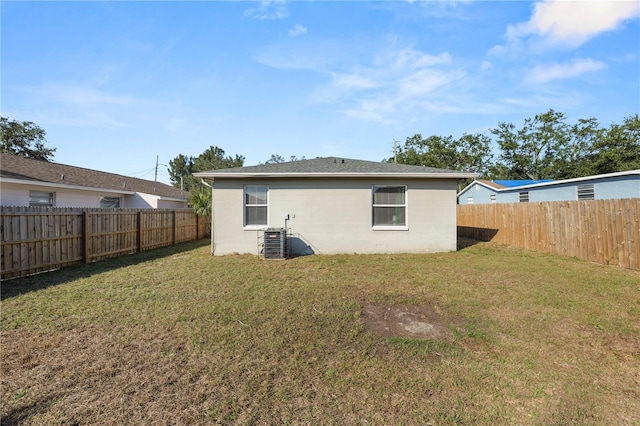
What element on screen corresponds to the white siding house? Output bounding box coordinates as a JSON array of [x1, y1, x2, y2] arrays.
[[0, 154, 189, 209], [194, 157, 477, 256]]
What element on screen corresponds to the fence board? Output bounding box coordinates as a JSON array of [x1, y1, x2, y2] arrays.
[[1, 207, 208, 279], [458, 198, 640, 270]]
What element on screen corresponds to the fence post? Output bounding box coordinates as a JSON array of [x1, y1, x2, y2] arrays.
[[83, 211, 91, 263], [137, 211, 142, 252], [172, 210, 176, 245]]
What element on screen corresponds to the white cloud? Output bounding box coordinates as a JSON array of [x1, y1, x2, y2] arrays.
[[332, 73, 378, 90], [289, 24, 307, 37], [257, 39, 470, 123], [42, 84, 139, 107], [525, 58, 607, 83], [480, 60, 493, 71], [15, 83, 166, 129], [508, 0, 640, 47], [385, 49, 451, 70], [244, 0, 288, 20], [317, 48, 465, 123], [343, 99, 396, 124], [397, 68, 457, 98]]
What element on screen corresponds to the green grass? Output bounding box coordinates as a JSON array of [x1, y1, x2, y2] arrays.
[[2, 239, 639, 425]]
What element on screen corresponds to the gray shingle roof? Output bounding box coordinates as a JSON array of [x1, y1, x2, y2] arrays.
[[0, 154, 189, 200], [194, 157, 477, 179]]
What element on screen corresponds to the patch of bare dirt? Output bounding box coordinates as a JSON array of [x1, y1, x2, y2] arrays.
[[362, 302, 458, 340]]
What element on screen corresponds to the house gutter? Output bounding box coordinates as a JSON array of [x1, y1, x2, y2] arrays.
[[193, 172, 478, 179]]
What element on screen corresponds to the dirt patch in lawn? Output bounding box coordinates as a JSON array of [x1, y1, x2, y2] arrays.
[[362, 303, 459, 340]]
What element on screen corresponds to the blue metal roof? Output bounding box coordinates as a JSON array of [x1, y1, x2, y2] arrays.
[[493, 179, 554, 188]]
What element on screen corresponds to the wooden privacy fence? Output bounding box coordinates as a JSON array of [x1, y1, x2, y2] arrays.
[[1, 207, 209, 279], [457, 198, 640, 270]]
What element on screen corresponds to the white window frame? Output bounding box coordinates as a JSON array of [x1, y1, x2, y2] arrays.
[[372, 185, 408, 231], [467, 197, 474, 205], [490, 194, 497, 203], [244, 185, 269, 230], [29, 190, 55, 207]]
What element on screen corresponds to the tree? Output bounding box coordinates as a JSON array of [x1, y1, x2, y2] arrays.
[[168, 154, 195, 190], [168, 146, 244, 218], [0, 117, 56, 161], [394, 110, 636, 182], [489, 110, 639, 180], [168, 146, 245, 192], [264, 154, 286, 164], [262, 154, 305, 164], [392, 133, 493, 177], [491, 109, 573, 180], [561, 117, 603, 178], [193, 146, 244, 172], [588, 114, 640, 174]]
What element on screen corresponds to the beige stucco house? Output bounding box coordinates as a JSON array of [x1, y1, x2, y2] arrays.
[[194, 157, 476, 256], [0, 153, 189, 209]]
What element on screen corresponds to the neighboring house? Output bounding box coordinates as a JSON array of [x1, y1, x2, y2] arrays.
[[457, 170, 640, 204], [0, 154, 189, 209], [193, 157, 477, 256]]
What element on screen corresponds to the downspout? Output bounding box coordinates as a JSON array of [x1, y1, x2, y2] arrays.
[[200, 178, 215, 256]]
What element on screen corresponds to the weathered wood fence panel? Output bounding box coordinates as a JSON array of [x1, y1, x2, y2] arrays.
[[457, 198, 640, 270], [1, 207, 209, 279]]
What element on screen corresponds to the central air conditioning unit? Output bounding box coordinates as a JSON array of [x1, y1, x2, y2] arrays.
[[263, 228, 287, 259]]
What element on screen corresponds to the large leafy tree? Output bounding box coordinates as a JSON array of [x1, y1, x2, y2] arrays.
[[561, 117, 604, 178], [491, 109, 574, 180], [168, 154, 194, 190], [168, 146, 244, 192], [0, 117, 56, 161], [587, 114, 640, 175], [168, 146, 244, 216], [490, 110, 638, 180], [392, 133, 493, 177], [193, 146, 244, 172]]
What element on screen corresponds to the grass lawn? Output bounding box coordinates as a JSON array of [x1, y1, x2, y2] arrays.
[[1, 239, 639, 425]]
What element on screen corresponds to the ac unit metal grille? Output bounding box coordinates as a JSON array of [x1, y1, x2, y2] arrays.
[[263, 228, 287, 259]]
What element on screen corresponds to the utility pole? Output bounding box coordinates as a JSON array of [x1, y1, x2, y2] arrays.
[[154, 155, 159, 182], [393, 139, 398, 164]]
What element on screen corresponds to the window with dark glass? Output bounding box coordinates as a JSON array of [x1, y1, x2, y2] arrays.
[[100, 197, 121, 208]]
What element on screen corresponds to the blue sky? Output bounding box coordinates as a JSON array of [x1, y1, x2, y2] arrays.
[[2, 1, 639, 185]]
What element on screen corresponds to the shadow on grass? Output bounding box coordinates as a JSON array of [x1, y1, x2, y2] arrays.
[[457, 236, 484, 251], [1, 238, 210, 301], [1, 393, 66, 426]]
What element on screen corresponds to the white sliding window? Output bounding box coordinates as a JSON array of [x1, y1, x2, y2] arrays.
[[244, 185, 268, 228], [372, 185, 407, 229]]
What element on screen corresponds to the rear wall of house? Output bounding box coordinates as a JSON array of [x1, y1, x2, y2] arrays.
[[211, 178, 458, 256]]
